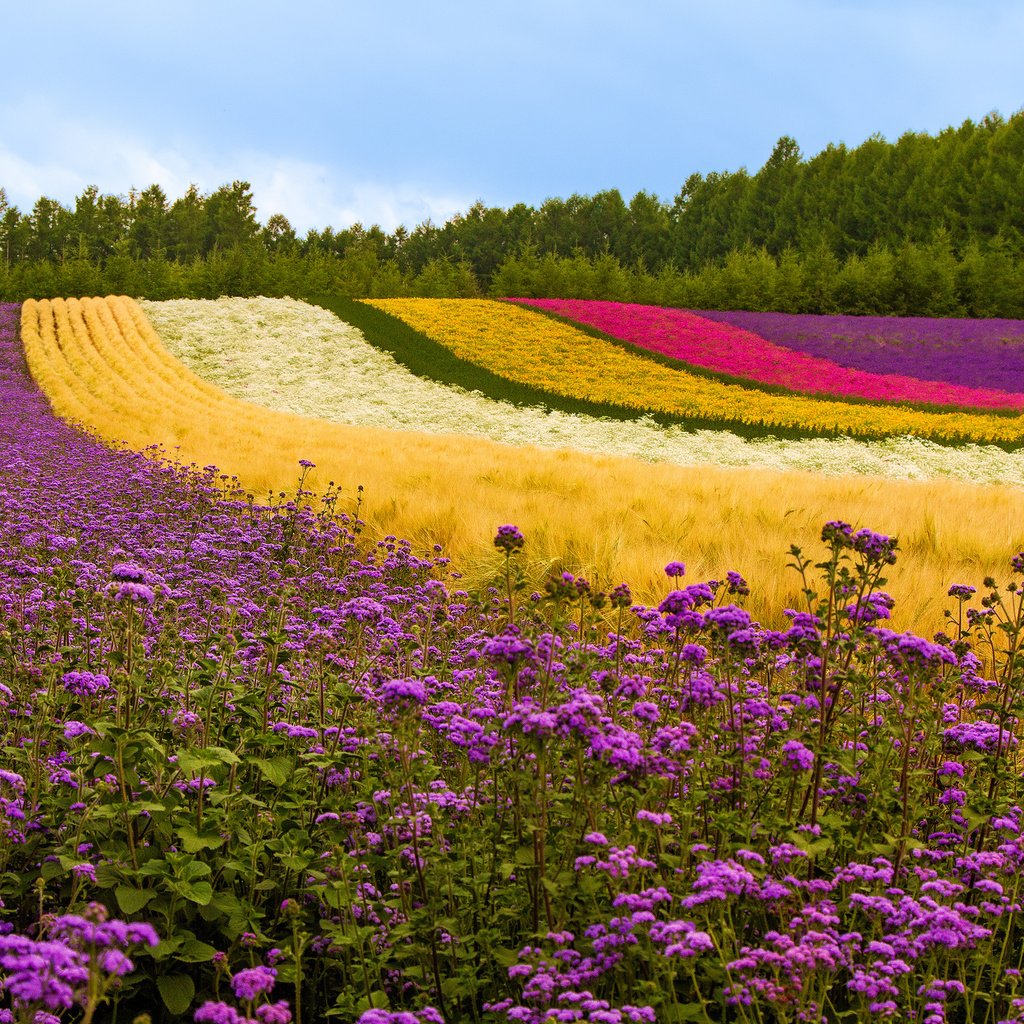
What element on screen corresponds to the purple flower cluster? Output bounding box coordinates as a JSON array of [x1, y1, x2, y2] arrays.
[[5, 298, 1024, 1021], [0, 906, 157, 1016], [696, 308, 1024, 393]]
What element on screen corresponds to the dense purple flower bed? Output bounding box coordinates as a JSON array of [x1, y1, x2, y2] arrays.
[[5, 299, 1024, 1023], [695, 309, 1024, 394]]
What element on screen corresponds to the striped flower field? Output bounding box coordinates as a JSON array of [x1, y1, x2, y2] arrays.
[[141, 296, 1024, 488], [8, 294, 1024, 1023], [364, 298, 1024, 444], [511, 298, 1024, 411], [695, 308, 1024, 393]]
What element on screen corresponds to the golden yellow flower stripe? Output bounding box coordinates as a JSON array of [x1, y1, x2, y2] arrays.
[[363, 298, 1024, 444]]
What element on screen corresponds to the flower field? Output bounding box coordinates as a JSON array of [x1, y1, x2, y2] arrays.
[[21, 295, 1024, 644], [8, 297, 1024, 1024], [695, 309, 1024, 394], [143, 296, 1024, 488], [511, 298, 1024, 411], [364, 299, 1024, 445]]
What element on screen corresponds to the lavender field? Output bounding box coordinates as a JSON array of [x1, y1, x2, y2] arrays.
[[4, 294, 1024, 1024], [695, 311, 1024, 395]]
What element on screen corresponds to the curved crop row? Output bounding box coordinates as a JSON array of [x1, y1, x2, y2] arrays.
[[512, 297, 1024, 411], [697, 308, 1024, 393], [363, 298, 1024, 445], [142, 296, 1024, 488]]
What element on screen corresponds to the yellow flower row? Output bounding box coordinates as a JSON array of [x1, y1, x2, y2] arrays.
[[363, 298, 1024, 444]]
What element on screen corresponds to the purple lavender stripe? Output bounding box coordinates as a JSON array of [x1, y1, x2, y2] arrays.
[[694, 310, 1024, 394], [0, 302, 293, 635]]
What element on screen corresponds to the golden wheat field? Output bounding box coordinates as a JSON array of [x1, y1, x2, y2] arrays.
[[19, 295, 1024, 637]]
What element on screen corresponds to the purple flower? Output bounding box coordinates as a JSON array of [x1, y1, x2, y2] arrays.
[[494, 524, 525, 554], [232, 964, 277, 1001], [781, 739, 814, 772], [257, 1003, 293, 1024], [195, 1003, 246, 1024], [482, 630, 536, 665], [703, 604, 752, 632], [944, 721, 1016, 752], [111, 581, 156, 604], [61, 670, 112, 696], [851, 528, 898, 565], [664, 560, 687, 578], [822, 520, 854, 546], [726, 570, 750, 596], [381, 678, 427, 706]]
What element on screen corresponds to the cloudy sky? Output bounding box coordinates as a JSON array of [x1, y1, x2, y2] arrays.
[[1, 0, 1021, 233]]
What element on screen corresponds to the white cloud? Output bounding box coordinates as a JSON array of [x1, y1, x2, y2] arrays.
[[0, 99, 471, 233], [244, 158, 471, 233]]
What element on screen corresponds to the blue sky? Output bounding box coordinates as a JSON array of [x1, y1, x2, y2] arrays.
[[1, 0, 1021, 233]]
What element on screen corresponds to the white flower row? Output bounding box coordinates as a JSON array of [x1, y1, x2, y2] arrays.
[[141, 297, 1024, 488]]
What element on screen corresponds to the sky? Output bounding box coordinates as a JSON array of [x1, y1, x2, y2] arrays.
[[1, 0, 1022, 234]]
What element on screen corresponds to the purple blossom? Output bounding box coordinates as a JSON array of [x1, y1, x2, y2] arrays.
[[781, 739, 814, 772], [381, 678, 427, 706], [494, 524, 526, 554], [232, 965, 277, 1001]]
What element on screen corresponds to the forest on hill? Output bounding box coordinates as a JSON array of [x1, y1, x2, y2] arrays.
[[1, 110, 1023, 316]]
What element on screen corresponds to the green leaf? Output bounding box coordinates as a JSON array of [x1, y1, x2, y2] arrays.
[[114, 885, 154, 915], [177, 825, 226, 853], [176, 745, 240, 774], [157, 974, 196, 1015], [179, 860, 212, 881], [172, 880, 214, 906], [662, 1003, 715, 1022], [492, 946, 520, 967], [355, 989, 389, 1011], [150, 934, 184, 961], [253, 756, 292, 787], [178, 937, 220, 963]]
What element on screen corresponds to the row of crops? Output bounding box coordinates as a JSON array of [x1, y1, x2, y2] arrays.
[[3, 296, 1024, 1022], [361, 299, 1024, 445]]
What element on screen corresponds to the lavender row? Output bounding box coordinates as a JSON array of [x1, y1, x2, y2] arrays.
[[696, 308, 1024, 394]]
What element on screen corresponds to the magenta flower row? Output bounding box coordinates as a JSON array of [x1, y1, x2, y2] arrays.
[[510, 298, 1024, 410]]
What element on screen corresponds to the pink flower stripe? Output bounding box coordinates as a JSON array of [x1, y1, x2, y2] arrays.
[[509, 298, 1024, 411]]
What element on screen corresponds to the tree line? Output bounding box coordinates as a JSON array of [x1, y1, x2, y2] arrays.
[[1, 109, 1023, 316]]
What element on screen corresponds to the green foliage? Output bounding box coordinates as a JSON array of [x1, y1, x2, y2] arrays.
[[3, 111, 1024, 314]]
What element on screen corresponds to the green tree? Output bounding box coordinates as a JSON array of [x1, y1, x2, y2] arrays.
[[205, 180, 259, 250], [130, 184, 169, 259], [167, 185, 207, 262], [261, 213, 297, 254]]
